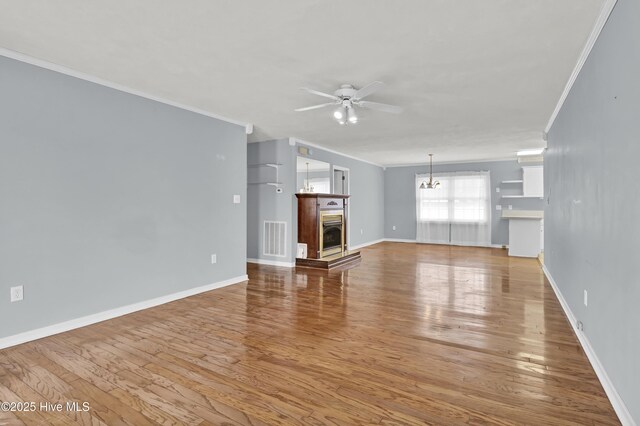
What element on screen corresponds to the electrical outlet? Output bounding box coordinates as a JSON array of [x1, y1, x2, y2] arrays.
[[10, 286, 23, 302], [508, 205, 513, 210], [392, 225, 396, 231], [495, 187, 500, 193], [584, 290, 588, 307], [496, 205, 502, 211], [211, 254, 217, 264], [577, 320, 584, 331]]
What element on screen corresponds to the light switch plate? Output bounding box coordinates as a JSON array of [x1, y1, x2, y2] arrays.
[[496, 205, 502, 211], [233, 195, 241, 204], [211, 254, 217, 264], [495, 187, 500, 193], [10, 286, 23, 302]]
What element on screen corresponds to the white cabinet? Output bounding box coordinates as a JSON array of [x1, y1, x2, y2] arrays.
[[502, 210, 544, 258], [522, 166, 543, 198], [508, 218, 543, 257]]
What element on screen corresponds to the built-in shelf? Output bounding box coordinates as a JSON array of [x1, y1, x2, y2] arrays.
[[501, 180, 523, 184], [248, 182, 282, 186], [248, 163, 282, 189], [501, 195, 543, 199], [248, 163, 282, 169]]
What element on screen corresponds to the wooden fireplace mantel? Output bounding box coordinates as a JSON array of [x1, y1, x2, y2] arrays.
[[296, 193, 349, 260]]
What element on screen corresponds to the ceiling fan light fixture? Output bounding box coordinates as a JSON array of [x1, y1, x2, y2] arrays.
[[296, 82, 402, 124], [347, 107, 358, 124]]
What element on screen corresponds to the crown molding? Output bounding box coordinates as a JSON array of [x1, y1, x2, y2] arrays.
[[385, 157, 515, 168], [545, 0, 618, 134], [0, 47, 253, 134], [290, 137, 385, 168]]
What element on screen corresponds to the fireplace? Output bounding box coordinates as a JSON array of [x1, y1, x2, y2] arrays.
[[296, 194, 360, 268], [320, 210, 344, 257]]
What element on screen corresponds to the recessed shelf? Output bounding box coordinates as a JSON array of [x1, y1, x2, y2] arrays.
[[501, 195, 543, 199], [248, 163, 282, 169], [501, 180, 523, 184], [248, 182, 282, 186]]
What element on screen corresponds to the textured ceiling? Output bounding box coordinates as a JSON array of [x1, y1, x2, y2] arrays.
[[0, 0, 604, 165]]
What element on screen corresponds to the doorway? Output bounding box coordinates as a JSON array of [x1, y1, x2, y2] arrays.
[[332, 166, 349, 195], [332, 165, 350, 249]]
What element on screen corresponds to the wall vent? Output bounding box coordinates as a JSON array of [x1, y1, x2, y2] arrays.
[[263, 221, 287, 258]]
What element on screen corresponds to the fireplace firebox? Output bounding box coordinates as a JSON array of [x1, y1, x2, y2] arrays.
[[320, 211, 344, 257]]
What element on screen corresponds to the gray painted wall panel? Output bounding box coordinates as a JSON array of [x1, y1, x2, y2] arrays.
[[546, 0, 639, 419], [247, 139, 295, 262], [384, 161, 544, 245], [0, 56, 247, 338], [296, 143, 385, 248], [247, 140, 385, 263]]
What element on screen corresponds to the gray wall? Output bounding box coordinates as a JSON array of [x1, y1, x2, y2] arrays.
[[296, 142, 385, 248], [384, 161, 544, 245], [0, 56, 247, 339], [247, 139, 296, 262], [247, 140, 385, 263], [545, 0, 639, 420]]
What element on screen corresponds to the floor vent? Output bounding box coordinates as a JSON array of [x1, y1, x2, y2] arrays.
[[263, 221, 287, 257]]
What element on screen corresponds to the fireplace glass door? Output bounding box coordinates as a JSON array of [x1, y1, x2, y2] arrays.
[[320, 211, 344, 257]]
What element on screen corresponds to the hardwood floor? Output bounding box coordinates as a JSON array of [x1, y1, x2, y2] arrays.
[[0, 242, 619, 425]]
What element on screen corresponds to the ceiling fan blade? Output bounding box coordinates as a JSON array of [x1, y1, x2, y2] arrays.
[[358, 100, 403, 114], [294, 102, 336, 112], [353, 81, 385, 100], [300, 87, 340, 101]]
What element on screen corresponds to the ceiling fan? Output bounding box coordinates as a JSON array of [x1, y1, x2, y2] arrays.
[[294, 81, 403, 125]]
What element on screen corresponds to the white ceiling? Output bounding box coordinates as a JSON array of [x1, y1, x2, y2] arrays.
[[0, 0, 604, 165]]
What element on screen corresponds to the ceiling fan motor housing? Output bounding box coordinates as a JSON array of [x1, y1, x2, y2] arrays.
[[334, 85, 357, 100]]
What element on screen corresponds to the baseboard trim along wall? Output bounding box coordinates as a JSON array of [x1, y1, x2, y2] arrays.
[[383, 239, 507, 249], [247, 258, 296, 268], [542, 266, 635, 426], [0, 274, 249, 351], [349, 238, 386, 250]]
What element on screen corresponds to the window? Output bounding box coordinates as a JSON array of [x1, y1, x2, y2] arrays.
[[417, 173, 489, 224], [416, 171, 491, 247]]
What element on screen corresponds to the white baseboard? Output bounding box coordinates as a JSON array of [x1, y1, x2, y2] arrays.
[[489, 243, 508, 249], [542, 266, 635, 426], [247, 258, 295, 268], [382, 239, 506, 250], [349, 238, 385, 250], [0, 274, 248, 351], [383, 238, 417, 243]]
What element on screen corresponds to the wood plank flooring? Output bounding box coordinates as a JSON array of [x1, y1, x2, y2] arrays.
[[0, 242, 619, 425]]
